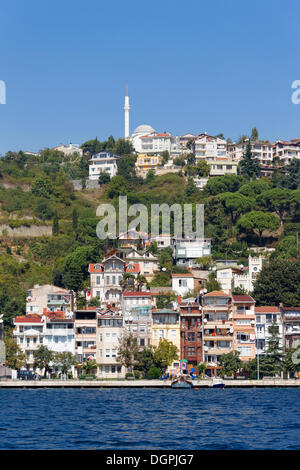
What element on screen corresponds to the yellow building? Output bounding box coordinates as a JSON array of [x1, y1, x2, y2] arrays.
[[151, 309, 181, 371], [135, 154, 162, 177]]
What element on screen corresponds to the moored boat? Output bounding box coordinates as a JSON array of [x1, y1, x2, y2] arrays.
[[209, 377, 225, 388], [171, 373, 193, 389]]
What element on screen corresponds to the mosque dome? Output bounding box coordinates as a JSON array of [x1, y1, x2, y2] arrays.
[[132, 124, 156, 135]]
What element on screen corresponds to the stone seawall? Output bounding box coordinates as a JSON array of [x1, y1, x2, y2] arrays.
[[1, 379, 300, 388]]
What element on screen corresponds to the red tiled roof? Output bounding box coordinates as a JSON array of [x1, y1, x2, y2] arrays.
[[14, 314, 43, 323], [232, 295, 255, 303], [125, 263, 140, 273], [122, 291, 151, 297], [255, 306, 279, 313], [281, 307, 300, 311], [89, 263, 103, 273], [204, 290, 230, 297]]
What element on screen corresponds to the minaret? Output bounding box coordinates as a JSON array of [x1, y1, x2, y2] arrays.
[[124, 84, 130, 139]]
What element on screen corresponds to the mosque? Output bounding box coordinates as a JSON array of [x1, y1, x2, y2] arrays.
[[123, 86, 179, 156]]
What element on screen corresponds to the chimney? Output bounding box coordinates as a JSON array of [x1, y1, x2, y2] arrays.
[[177, 295, 182, 305]]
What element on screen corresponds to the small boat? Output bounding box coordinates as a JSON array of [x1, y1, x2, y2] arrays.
[[171, 373, 193, 389], [209, 377, 225, 389]]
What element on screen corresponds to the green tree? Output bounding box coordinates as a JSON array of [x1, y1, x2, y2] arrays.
[[219, 192, 253, 236], [113, 138, 133, 156], [135, 347, 156, 375], [250, 127, 259, 141], [238, 140, 260, 179], [196, 160, 210, 177], [237, 211, 280, 244], [185, 176, 198, 198], [53, 352, 77, 378], [218, 351, 243, 378], [257, 188, 291, 226], [117, 333, 140, 373], [52, 210, 59, 236], [4, 336, 26, 370], [81, 359, 98, 376], [197, 362, 206, 379], [98, 172, 111, 185], [33, 345, 54, 377], [160, 150, 169, 165], [206, 271, 222, 292], [72, 208, 78, 233], [252, 259, 300, 306], [153, 338, 179, 372]]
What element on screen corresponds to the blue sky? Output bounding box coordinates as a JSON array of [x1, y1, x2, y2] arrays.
[[0, 0, 299, 154]]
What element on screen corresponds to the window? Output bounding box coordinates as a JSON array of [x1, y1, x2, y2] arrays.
[[105, 349, 110, 357], [111, 349, 116, 357], [140, 338, 145, 347], [179, 279, 187, 287], [96, 276, 101, 285]]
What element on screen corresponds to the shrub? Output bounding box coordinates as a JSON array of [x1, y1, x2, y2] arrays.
[[125, 372, 134, 379], [133, 370, 141, 379], [146, 367, 161, 380]]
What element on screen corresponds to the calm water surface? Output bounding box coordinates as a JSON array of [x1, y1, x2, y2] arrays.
[[0, 388, 299, 449]]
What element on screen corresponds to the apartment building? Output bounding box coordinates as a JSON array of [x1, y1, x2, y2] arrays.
[[139, 132, 181, 156], [135, 154, 163, 177], [14, 314, 44, 371], [272, 139, 300, 165], [43, 310, 75, 355], [88, 151, 119, 180], [171, 273, 195, 297], [202, 291, 234, 376], [97, 308, 125, 378], [227, 140, 273, 164], [122, 292, 153, 347], [232, 295, 256, 361], [280, 306, 300, 350], [26, 285, 72, 315], [173, 237, 212, 267], [194, 134, 227, 162], [179, 300, 202, 370], [151, 309, 181, 370], [255, 306, 283, 355], [74, 308, 98, 365]]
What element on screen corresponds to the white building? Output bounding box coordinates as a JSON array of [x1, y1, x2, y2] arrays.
[[89, 151, 119, 180], [131, 124, 157, 153], [26, 285, 72, 315], [173, 238, 212, 267], [194, 134, 227, 162], [255, 306, 283, 356], [14, 314, 44, 371], [272, 139, 300, 165], [97, 309, 125, 378], [227, 140, 273, 165], [53, 143, 83, 157], [171, 273, 195, 297], [89, 255, 140, 305], [121, 291, 153, 348], [139, 132, 181, 156], [217, 255, 263, 294]]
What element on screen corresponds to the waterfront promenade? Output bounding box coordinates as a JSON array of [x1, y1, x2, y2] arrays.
[[1, 378, 300, 388]]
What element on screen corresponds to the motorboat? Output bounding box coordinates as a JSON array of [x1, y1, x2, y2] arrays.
[[209, 377, 225, 388]]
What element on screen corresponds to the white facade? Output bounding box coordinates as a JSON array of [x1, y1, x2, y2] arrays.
[[43, 318, 75, 355], [255, 307, 283, 355], [97, 311, 125, 378], [272, 139, 300, 165], [217, 255, 263, 294], [227, 140, 273, 164], [89, 152, 119, 180], [173, 238, 212, 267], [53, 143, 83, 157], [171, 274, 195, 296], [194, 134, 227, 162], [26, 285, 72, 315]]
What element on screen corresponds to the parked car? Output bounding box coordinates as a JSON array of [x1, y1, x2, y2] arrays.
[[17, 370, 41, 380]]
